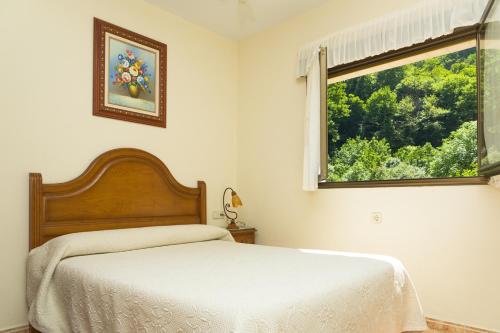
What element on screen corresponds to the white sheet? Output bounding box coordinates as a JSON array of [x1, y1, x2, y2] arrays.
[[27, 225, 427, 333]]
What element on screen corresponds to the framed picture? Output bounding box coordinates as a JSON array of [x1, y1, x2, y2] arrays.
[[93, 18, 167, 127]]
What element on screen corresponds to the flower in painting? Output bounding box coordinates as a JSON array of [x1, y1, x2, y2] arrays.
[[112, 49, 152, 97], [126, 49, 135, 60], [129, 66, 138, 77], [121, 72, 131, 82]]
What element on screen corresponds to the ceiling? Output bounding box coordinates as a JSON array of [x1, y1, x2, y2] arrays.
[[145, 0, 330, 40]]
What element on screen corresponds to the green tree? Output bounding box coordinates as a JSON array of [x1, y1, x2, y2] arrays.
[[382, 158, 427, 179], [393, 96, 417, 147], [376, 67, 405, 90], [327, 47, 478, 181], [415, 95, 450, 146], [441, 49, 476, 70], [395, 143, 436, 173], [364, 86, 399, 146], [327, 82, 350, 155], [430, 121, 478, 177], [345, 74, 377, 101], [328, 137, 392, 181], [337, 94, 366, 145], [434, 71, 477, 131], [396, 67, 434, 105]]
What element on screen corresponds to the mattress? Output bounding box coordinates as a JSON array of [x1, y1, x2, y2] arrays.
[[27, 225, 427, 333]]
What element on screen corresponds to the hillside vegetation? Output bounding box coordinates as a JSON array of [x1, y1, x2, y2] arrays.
[[328, 48, 478, 181]]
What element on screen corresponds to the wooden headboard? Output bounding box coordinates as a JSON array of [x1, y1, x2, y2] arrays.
[[29, 148, 206, 250]]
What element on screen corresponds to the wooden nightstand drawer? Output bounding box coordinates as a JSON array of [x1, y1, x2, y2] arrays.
[[229, 228, 256, 244]]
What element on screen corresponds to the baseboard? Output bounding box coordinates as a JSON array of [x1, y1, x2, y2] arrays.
[[427, 317, 499, 333], [0, 326, 28, 333]]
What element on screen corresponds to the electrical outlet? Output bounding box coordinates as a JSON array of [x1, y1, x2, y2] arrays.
[[371, 212, 383, 224], [212, 211, 225, 220]]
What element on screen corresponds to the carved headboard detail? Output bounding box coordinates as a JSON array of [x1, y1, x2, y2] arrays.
[[29, 148, 206, 249]]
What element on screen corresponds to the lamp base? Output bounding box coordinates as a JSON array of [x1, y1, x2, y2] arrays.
[[226, 220, 239, 230]]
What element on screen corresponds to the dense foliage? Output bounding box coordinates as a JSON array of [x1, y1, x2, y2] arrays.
[[328, 48, 478, 181]]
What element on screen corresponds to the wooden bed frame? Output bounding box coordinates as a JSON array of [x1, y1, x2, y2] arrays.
[[28, 148, 206, 333], [29, 148, 207, 249]]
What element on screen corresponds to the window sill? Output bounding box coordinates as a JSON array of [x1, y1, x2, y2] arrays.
[[318, 176, 489, 189]]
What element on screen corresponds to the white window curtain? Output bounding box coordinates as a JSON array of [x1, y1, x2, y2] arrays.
[[303, 52, 322, 191], [298, 0, 488, 191]]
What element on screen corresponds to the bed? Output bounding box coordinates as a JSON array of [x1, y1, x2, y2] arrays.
[[27, 148, 427, 333]]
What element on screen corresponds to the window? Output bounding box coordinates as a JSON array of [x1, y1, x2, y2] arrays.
[[317, 0, 500, 188], [318, 12, 500, 187], [325, 36, 484, 186]]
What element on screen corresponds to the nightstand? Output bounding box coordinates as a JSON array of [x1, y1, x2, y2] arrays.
[[229, 227, 256, 244]]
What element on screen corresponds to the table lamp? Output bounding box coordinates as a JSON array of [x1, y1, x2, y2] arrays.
[[223, 187, 243, 229]]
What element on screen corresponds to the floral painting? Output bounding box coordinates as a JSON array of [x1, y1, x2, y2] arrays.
[[108, 38, 156, 113], [94, 18, 167, 127]]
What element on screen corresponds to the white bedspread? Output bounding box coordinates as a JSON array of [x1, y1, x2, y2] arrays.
[[27, 225, 427, 333]]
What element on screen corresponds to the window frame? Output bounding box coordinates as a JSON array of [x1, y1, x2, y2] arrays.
[[319, 25, 490, 189]]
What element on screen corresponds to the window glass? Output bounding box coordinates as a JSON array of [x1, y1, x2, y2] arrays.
[[327, 41, 478, 182], [480, 0, 500, 174]]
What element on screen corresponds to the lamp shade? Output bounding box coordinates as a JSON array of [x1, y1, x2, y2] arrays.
[[231, 190, 243, 208]]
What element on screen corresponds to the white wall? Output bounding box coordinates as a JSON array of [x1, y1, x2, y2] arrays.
[[0, 0, 238, 329], [237, 0, 500, 331], [2, 0, 500, 331]]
